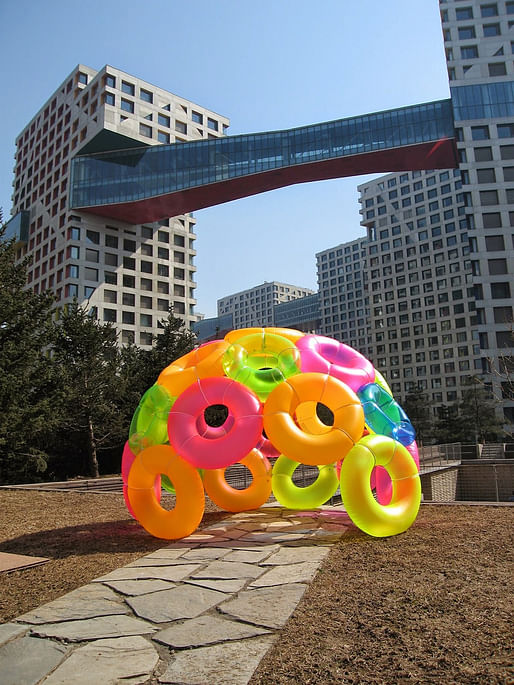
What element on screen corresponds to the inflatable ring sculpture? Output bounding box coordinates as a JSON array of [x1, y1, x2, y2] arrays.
[[124, 328, 421, 540]]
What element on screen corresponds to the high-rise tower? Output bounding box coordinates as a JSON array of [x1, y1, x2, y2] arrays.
[[7, 64, 228, 346]]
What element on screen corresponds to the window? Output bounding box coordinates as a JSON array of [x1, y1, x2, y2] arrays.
[[122, 311, 135, 324], [105, 271, 117, 285], [140, 295, 152, 309], [104, 290, 117, 304], [475, 147, 493, 161], [158, 247, 169, 259], [140, 123, 152, 138], [140, 88, 153, 103], [497, 124, 514, 138], [141, 260, 152, 274], [480, 190, 498, 205], [158, 131, 170, 143], [488, 258, 507, 274], [104, 92, 115, 106], [158, 113, 170, 127], [483, 23, 500, 36], [86, 229, 100, 244], [491, 282, 511, 298], [105, 74, 116, 88], [485, 235, 505, 250], [480, 3, 498, 17], [471, 125, 489, 140], [84, 267, 98, 281], [121, 98, 134, 113], [85, 248, 99, 263], [105, 234, 118, 248], [489, 62, 507, 76], [482, 212, 501, 228], [123, 274, 135, 288], [140, 313, 152, 327], [494, 306, 512, 323], [192, 110, 203, 124], [501, 146, 514, 160], [105, 252, 118, 266], [456, 7, 473, 20], [207, 118, 218, 131], [122, 81, 135, 95], [477, 168, 496, 183], [123, 256, 135, 270], [103, 309, 116, 322], [78, 72, 88, 85], [461, 45, 478, 58], [458, 25, 475, 39]]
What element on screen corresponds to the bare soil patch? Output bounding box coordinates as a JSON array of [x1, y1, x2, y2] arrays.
[[0, 491, 512, 684]]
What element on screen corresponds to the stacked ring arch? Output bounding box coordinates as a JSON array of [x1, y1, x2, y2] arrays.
[[122, 329, 421, 541]]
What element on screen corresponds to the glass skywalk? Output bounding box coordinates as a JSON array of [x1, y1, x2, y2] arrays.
[[70, 99, 457, 222]]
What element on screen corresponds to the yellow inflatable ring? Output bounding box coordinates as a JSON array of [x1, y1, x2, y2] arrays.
[[272, 455, 339, 509], [339, 434, 421, 537], [223, 331, 301, 401], [202, 448, 272, 512], [263, 372, 364, 466], [127, 444, 204, 540], [225, 327, 305, 345], [157, 340, 228, 396]]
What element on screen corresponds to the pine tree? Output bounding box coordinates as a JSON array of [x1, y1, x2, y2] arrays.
[[0, 216, 58, 483]]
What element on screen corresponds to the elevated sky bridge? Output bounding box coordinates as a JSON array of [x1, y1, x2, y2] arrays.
[[70, 98, 458, 224]]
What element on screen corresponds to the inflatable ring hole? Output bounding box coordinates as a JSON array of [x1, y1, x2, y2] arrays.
[[204, 404, 229, 427], [316, 402, 334, 427], [228, 462, 253, 490], [157, 475, 176, 510]]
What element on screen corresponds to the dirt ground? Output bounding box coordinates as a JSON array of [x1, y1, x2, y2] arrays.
[[0, 491, 513, 684]]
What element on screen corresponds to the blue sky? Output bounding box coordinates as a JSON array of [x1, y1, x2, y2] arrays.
[[0, 0, 449, 318]]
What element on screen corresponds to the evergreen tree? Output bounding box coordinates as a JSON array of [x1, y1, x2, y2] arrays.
[[143, 309, 197, 388], [0, 216, 58, 483], [51, 302, 125, 478], [402, 390, 433, 446]]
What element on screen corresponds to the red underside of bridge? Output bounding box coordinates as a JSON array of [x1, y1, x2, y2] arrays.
[[78, 138, 458, 224]]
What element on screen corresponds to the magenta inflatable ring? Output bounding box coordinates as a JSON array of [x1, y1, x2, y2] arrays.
[[296, 334, 375, 393], [167, 376, 263, 469]]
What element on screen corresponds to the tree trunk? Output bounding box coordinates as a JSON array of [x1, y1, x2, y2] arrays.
[[86, 414, 100, 478]]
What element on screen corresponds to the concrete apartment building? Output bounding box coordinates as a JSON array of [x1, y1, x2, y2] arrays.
[[216, 281, 315, 329], [7, 64, 228, 346], [441, 0, 514, 425]]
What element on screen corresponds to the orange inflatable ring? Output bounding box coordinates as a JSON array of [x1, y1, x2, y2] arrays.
[[157, 340, 228, 396], [127, 444, 204, 540], [263, 372, 364, 466], [203, 448, 272, 512], [339, 434, 421, 537], [225, 327, 305, 345]]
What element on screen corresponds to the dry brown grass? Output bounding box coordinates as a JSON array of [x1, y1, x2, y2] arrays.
[[0, 491, 512, 684]]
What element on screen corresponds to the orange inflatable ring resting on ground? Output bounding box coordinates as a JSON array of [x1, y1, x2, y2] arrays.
[[157, 340, 228, 396], [263, 372, 364, 466], [339, 434, 421, 537], [127, 444, 204, 539], [202, 448, 272, 512]]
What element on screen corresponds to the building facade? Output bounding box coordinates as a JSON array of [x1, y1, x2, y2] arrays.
[[441, 0, 514, 424], [9, 64, 228, 346], [216, 281, 315, 329]]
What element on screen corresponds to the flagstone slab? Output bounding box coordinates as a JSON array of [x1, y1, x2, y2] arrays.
[[0, 636, 67, 685], [127, 584, 226, 623], [249, 561, 321, 587], [178, 547, 232, 561], [263, 545, 330, 566], [42, 636, 159, 685], [222, 548, 273, 564], [126, 557, 205, 567], [93, 564, 201, 583], [0, 622, 27, 647], [141, 548, 187, 560], [218, 583, 308, 629], [16, 584, 127, 624], [158, 635, 276, 685], [102, 579, 176, 596], [30, 614, 157, 642], [237, 531, 307, 544], [154, 614, 270, 649], [191, 560, 265, 580], [184, 577, 248, 594]]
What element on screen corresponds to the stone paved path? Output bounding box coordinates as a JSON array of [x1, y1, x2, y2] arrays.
[[0, 504, 352, 685]]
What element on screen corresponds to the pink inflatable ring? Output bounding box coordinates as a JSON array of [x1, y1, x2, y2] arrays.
[[167, 376, 263, 470], [296, 334, 375, 393]]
